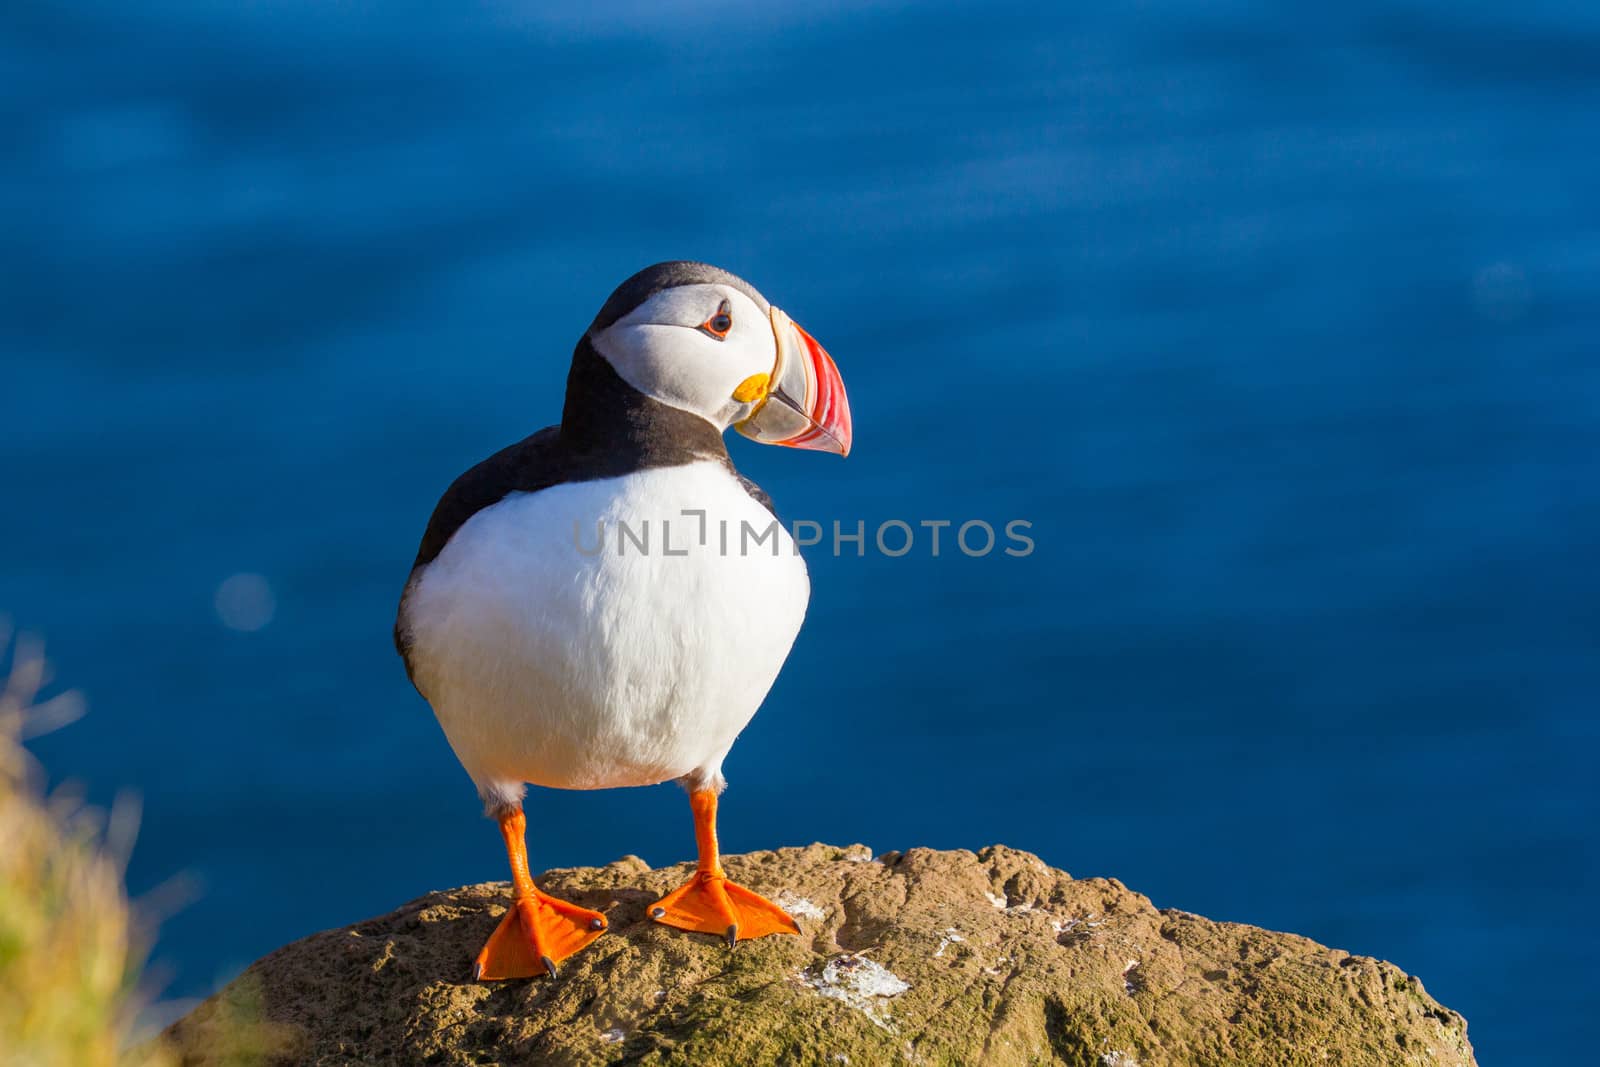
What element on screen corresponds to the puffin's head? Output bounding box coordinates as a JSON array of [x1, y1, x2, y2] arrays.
[[585, 261, 851, 456]]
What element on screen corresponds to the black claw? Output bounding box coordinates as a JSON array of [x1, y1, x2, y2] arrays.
[[651, 907, 666, 919], [790, 918, 803, 933], [590, 917, 606, 930], [725, 924, 738, 947], [541, 955, 558, 979], [472, 961, 484, 982]]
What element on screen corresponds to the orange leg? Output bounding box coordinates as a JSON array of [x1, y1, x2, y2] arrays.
[[647, 789, 800, 945], [473, 808, 607, 980]]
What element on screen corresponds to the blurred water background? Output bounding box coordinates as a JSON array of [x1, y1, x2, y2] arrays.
[[3, 2, 1597, 1059]]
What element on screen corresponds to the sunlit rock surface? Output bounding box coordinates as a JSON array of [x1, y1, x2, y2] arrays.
[[165, 844, 1475, 1066]]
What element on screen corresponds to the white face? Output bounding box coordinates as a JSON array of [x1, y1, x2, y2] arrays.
[[589, 283, 776, 430]]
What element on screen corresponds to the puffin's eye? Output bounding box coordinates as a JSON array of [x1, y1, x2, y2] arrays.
[[699, 301, 733, 340]]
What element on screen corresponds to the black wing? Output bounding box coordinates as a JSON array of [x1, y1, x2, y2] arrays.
[[394, 426, 565, 681], [393, 418, 780, 683], [408, 426, 565, 571], [735, 472, 777, 518]]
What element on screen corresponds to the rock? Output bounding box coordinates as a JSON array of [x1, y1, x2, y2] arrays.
[[164, 844, 1476, 1066]]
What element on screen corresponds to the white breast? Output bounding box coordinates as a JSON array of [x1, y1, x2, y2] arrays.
[[401, 461, 809, 801]]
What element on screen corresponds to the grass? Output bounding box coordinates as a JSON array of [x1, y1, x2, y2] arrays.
[[0, 623, 171, 1067]]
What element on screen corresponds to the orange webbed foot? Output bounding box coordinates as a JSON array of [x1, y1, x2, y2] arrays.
[[473, 890, 607, 981], [648, 869, 801, 945]]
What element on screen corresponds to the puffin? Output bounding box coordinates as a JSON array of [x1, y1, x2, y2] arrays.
[[394, 261, 851, 980]]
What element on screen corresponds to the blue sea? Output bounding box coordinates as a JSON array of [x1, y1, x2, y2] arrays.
[[4, 2, 1597, 1061]]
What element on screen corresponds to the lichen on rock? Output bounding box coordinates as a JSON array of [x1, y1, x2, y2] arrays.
[[797, 953, 911, 1031], [165, 843, 1477, 1066]]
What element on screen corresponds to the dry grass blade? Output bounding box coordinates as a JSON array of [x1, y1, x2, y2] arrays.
[[0, 624, 172, 1067]]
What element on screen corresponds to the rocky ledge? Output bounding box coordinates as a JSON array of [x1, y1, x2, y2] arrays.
[[165, 844, 1475, 1066]]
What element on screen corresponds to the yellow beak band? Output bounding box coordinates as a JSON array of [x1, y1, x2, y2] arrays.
[[732, 373, 770, 404]]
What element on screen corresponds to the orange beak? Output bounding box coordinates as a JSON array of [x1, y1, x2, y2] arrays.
[[734, 306, 852, 457]]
